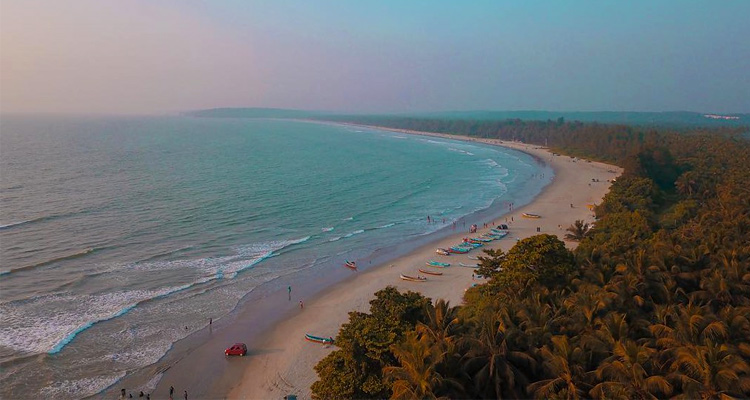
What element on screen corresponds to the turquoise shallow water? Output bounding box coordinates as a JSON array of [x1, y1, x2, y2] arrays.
[[0, 116, 551, 398]]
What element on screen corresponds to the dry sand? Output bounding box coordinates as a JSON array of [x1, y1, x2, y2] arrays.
[[229, 129, 622, 399]]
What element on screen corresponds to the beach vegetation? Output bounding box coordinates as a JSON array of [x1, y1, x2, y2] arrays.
[[311, 119, 750, 399], [564, 220, 591, 241]]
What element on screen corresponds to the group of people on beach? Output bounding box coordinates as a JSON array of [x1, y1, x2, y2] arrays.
[[121, 386, 187, 400]]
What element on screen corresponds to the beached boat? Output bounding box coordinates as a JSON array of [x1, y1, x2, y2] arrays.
[[522, 212, 541, 219], [435, 248, 450, 256], [448, 247, 470, 254], [418, 268, 443, 276], [459, 262, 479, 268], [305, 334, 334, 344], [400, 274, 427, 282], [427, 261, 451, 267], [471, 237, 492, 243], [467, 255, 480, 260], [461, 242, 482, 248], [344, 260, 357, 270]]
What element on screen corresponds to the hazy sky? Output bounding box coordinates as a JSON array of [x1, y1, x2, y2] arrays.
[[1, 1, 748, 115]]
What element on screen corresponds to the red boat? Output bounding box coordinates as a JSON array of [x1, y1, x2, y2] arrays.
[[344, 260, 357, 270]]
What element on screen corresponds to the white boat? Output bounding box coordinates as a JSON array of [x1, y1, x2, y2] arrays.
[[400, 274, 427, 282], [459, 263, 479, 268]]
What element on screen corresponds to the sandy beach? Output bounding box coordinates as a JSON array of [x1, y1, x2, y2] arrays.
[[227, 128, 622, 399]]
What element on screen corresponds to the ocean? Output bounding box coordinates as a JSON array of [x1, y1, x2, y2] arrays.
[[0, 116, 551, 398]]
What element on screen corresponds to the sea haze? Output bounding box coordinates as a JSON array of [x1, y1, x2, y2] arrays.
[[0, 116, 551, 398]]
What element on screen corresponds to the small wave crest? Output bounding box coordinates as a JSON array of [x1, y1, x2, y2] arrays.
[[0, 218, 41, 230], [2, 248, 97, 276], [447, 147, 475, 156], [322, 227, 334, 232], [377, 223, 395, 229], [343, 229, 364, 238]]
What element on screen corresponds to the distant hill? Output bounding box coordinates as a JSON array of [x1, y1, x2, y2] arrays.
[[186, 108, 748, 127]]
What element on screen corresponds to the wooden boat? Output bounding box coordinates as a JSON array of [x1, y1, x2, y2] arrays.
[[427, 261, 451, 267], [435, 248, 450, 256], [459, 262, 479, 268], [522, 212, 541, 219], [400, 274, 427, 282], [418, 268, 443, 276], [305, 334, 334, 344], [344, 260, 357, 270]]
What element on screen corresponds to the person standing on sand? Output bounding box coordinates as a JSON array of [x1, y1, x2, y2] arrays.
[[184, 390, 188, 400], [169, 386, 174, 399], [299, 300, 304, 309], [288, 285, 292, 301]]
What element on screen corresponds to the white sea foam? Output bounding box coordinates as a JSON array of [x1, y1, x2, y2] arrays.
[[0, 233, 308, 355], [322, 227, 334, 232], [0, 289, 179, 354], [343, 229, 364, 238], [447, 147, 475, 156], [39, 372, 126, 399]]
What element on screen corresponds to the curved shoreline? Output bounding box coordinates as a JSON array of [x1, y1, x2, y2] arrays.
[[136, 122, 550, 399], [227, 127, 622, 399]]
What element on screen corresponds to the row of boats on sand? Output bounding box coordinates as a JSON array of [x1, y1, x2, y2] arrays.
[[320, 228, 513, 346], [436, 228, 509, 256]]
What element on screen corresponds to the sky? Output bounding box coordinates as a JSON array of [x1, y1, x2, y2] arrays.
[[1, 0, 748, 115]]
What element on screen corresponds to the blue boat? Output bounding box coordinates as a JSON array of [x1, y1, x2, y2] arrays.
[[427, 261, 451, 267]]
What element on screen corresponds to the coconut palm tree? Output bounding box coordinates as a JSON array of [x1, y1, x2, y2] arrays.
[[668, 340, 750, 399], [384, 331, 447, 400], [461, 312, 537, 398], [565, 220, 591, 241], [416, 299, 460, 351], [528, 335, 587, 399], [589, 339, 672, 400]]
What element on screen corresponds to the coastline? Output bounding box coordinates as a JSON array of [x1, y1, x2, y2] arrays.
[[227, 127, 623, 399]]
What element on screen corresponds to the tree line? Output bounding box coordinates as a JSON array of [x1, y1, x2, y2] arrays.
[[310, 117, 750, 399]]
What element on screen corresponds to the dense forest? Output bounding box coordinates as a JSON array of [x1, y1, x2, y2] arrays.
[[309, 118, 750, 399]]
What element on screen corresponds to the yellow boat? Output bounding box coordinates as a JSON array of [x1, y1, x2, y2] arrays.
[[522, 212, 541, 219]]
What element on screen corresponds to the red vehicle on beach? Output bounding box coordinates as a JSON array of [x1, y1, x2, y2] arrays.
[[225, 343, 247, 356]]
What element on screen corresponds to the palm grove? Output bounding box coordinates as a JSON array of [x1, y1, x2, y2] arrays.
[[309, 117, 750, 399]]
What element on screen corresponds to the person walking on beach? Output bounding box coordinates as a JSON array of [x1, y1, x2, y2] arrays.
[[184, 390, 188, 400], [299, 300, 304, 309], [169, 386, 174, 399], [288, 285, 292, 301]]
